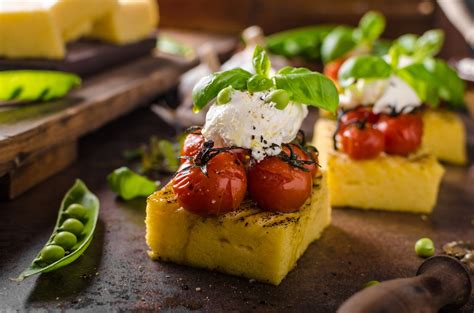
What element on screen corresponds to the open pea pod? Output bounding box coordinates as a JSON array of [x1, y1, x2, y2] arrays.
[[14, 179, 99, 281]]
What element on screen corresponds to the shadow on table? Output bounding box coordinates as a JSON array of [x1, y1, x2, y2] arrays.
[[24, 219, 105, 304]]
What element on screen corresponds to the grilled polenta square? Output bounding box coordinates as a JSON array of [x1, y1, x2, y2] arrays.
[[146, 172, 330, 285]]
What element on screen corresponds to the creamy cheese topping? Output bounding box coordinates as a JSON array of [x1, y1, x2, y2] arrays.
[[372, 75, 421, 114], [202, 91, 308, 161], [339, 79, 388, 109]]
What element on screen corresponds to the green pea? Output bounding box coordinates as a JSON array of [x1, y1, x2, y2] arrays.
[[40, 245, 65, 264], [265, 89, 289, 110], [53, 231, 77, 250], [65, 203, 87, 220], [61, 218, 84, 236], [364, 280, 380, 288], [216, 86, 234, 105], [415, 237, 435, 258]]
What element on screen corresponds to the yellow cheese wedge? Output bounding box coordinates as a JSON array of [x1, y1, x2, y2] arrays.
[[313, 109, 467, 166], [48, 0, 117, 42], [88, 0, 156, 44], [422, 109, 467, 165], [146, 172, 331, 285], [0, 1, 64, 59], [327, 151, 444, 213]]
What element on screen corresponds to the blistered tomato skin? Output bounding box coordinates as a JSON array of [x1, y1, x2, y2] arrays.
[[180, 131, 205, 163], [172, 152, 247, 216], [340, 106, 379, 127], [248, 153, 312, 213], [376, 113, 423, 156], [340, 124, 385, 160]]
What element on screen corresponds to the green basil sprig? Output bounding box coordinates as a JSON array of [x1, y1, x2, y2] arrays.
[[192, 45, 339, 113], [192, 68, 252, 112], [266, 25, 335, 60], [338, 55, 392, 87], [0, 70, 80, 102], [337, 53, 465, 108], [107, 167, 158, 200], [321, 11, 385, 63], [15, 180, 99, 281], [393, 29, 444, 62], [274, 67, 339, 113]]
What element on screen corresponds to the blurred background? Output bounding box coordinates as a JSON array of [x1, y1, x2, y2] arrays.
[[158, 0, 473, 59]]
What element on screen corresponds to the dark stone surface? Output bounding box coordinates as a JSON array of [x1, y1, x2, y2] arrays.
[[0, 106, 473, 312]]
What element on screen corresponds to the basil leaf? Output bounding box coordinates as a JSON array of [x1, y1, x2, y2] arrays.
[[413, 29, 444, 60], [397, 63, 440, 107], [321, 26, 357, 63], [247, 74, 274, 92], [338, 55, 391, 87], [394, 34, 418, 54], [358, 11, 386, 42], [372, 39, 392, 56], [0, 70, 80, 102], [15, 180, 99, 281], [252, 44, 271, 77], [273, 67, 339, 113], [423, 58, 465, 108], [192, 68, 252, 111], [266, 25, 335, 60], [107, 167, 157, 200]]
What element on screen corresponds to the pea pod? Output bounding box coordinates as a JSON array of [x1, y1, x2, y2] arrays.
[[14, 179, 99, 281]]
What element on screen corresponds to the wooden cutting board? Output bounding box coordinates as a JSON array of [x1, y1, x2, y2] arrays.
[[0, 29, 237, 199]]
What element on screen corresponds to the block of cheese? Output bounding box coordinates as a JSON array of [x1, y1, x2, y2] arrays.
[[48, 0, 117, 42], [146, 173, 331, 285], [0, 1, 65, 59], [88, 0, 157, 44], [327, 151, 444, 213]]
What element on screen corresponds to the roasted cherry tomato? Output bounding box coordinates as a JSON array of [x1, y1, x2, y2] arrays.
[[375, 113, 423, 156], [248, 150, 312, 213], [339, 106, 379, 126], [340, 124, 385, 160], [180, 131, 204, 163], [284, 144, 319, 176], [172, 152, 247, 216], [324, 58, 346, 83]]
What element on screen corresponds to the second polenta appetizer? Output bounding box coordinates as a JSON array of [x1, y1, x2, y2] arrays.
[[313, 47, 452, 213], [146, 46, 339, 285]]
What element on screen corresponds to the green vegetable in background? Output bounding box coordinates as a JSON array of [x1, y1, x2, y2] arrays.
[[15, 180, 99, 281], [0, 70, 80, 102], [415, 238, 435, 258], [397, 63, 441, 107], [321, 26, 357, 63], [423, 58, 465, 108], [266, 25, 335, 60], [338, 55, 392, 87], [107, 167, 158, 200], [192, 46, 339, 113], [192, 68, 252, 112], [356, 11, 386, 42], [321, 11, 386, 63], [157, 35, 195, 59], [392, 29, 444, 61]]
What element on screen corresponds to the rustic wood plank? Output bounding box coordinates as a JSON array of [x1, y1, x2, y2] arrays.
[[0, 141, 77, 199], [0, 30, 237, 167]]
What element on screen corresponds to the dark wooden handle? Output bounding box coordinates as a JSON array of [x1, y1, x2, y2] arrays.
[[338, 256, 472, 313]]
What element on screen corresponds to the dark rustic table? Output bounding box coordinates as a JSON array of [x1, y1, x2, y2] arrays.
[[1, 105, 473, 312]]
